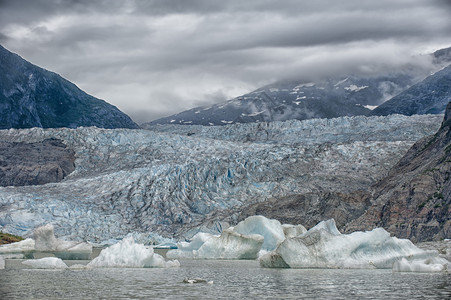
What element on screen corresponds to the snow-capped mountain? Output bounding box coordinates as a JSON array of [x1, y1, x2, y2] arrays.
[[144, 75, 413, 126], [144, 47, 451, 127], [371, 64, 451, 116], [0, 45, 138, 129], [0, 114, 441, 242]]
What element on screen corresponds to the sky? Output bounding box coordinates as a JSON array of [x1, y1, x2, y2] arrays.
[[1, 0, 451, 123]]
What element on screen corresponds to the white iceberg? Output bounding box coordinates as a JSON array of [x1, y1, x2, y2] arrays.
[[0, 255, 5, 269], [167, 229, 264, 259], [392, 258, 449, 273], [167, 216, 310, 259], [0, 238, 35, 255], [22, 257, 68, 269], [34, 224, 92, 260], [233, 216, 286, 251], [260, 219, 448, 269], [87, 237, 179, 268]]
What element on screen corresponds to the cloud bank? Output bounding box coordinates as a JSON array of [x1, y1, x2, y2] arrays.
[[1, 0, 450, 122]]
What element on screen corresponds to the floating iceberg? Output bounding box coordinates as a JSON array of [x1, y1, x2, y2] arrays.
[[0, 238, 35, 255], [233, 216, 286, 251], [0, 255, 4, 269], [22, 257, 68, 269], [34, 224, 93, 260], [392, 258, 449, 273], [260, 219, 448, 269], [167, 229, 264, 259], [87, 237, 179, 268], [0, 225, 92, 260], [167, 216, 303, 259]]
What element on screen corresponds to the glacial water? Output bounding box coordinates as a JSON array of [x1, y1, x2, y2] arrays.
[[1, 259, 450, 299]]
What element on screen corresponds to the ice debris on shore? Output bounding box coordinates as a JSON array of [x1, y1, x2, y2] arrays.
[[87, 237, 180, 268], [259, 219, 449, 271], [0, 224, 92, 260]]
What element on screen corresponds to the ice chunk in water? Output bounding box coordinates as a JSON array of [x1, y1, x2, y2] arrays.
[[392, 257, 449, 273], [34, 224, 92, 260], [260, 219, 446, 269], [0, 238, 35, 254], [233, 216, 285, 251], [22, 257, 68, 269], [87, 237, 179, 268]]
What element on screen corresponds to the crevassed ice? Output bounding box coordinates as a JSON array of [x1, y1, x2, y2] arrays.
[[0, 114, 442, 242]]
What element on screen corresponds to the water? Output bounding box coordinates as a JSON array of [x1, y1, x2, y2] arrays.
[[1, 259, 450, 299]]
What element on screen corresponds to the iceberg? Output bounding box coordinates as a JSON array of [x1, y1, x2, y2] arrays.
[[0, 225, 92, 259], [260, 219, 448, 269], [167, 229, 264, 259], [167, 215, 296, 259], [233, 216, 286, 251], [34, 224, 92, 260], [0, 255, 4, 269], [87, 237, 179, 268], [22, 257, 68, 269], [392, 258, 449, 273]]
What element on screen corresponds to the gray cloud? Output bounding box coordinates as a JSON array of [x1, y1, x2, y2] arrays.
[[1, 0, 450, 123]]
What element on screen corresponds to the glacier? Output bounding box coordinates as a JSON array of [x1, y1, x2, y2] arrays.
[[0, 114, 442, 242], [259, 219, 449, 270], [87, 237, 180, 268]]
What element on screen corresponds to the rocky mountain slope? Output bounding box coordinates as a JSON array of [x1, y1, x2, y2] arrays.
[[0, 138, 75, 187], [231, 105, 451, 242], [0, 45, 138, 129], [0, 114, 441, 242], [345, 102, 451, 241], [371, 65, 451, 116]]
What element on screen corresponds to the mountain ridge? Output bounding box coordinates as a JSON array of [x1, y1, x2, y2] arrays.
[[0, 44, 139, 129]]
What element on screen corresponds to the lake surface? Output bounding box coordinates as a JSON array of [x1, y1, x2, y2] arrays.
[[1, 259, 450, 299]]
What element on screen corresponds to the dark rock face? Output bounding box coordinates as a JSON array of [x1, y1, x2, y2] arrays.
[[231, 191, 372, 230], [345, 102, 451, 241], [371, 65, 451, 116], [0, 44, 139, 129], [0, 138, 75, 186]]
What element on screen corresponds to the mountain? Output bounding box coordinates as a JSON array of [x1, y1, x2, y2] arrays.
[[230, 104, 451, 242], [144, 47, 451, 127], [370, 64, 451, 116], [0, 114, 441, 242], [345, 102, 451, 241], [144, 74, 414, 126], [0, 45, 139, 129]]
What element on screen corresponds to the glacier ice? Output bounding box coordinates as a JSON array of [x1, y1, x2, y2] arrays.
[[0, 114, 442, 242], [22, 257, 68, 269], [259, 219, 449, 269], [392, 257, 449, 273], [87, 237, 180, 268]]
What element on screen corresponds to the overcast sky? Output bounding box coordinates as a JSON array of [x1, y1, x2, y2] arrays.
[[1, 0, 451, 123]]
